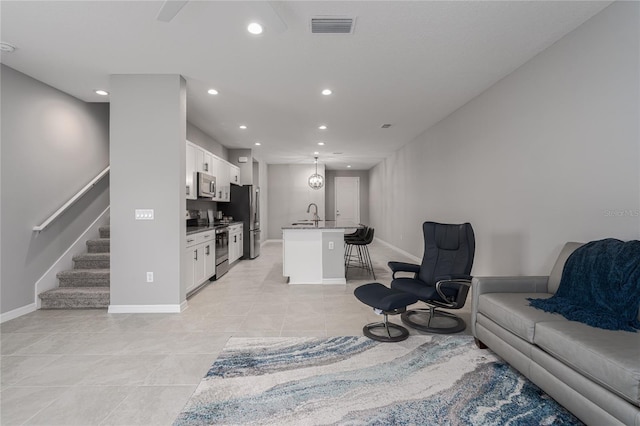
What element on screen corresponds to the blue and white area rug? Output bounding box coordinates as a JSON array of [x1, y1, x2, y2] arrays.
[[174, 335, 582, 425]]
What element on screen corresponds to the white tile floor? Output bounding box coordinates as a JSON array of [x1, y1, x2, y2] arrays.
[[1, 240, 471, 425]]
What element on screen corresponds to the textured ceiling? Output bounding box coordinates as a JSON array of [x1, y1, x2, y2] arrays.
[[0, 1, 611, 169]]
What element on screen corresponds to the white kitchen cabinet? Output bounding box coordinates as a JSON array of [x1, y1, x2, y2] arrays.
[[195, 147, 213, 175], [204, 239, 215, 278], [220, 161, 231, 202], [210, 156, 221, 201], [228, 223, 243, 264], [193, 245, 206, 285], [184, 231, 216, 295], [186, 142, 197, 200], [185, 141, 234, 202], [230, 164, 241, 186]]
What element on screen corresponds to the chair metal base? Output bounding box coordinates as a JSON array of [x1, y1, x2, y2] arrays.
[[362, 318, 410, 342], [400, 307, 466, 334]]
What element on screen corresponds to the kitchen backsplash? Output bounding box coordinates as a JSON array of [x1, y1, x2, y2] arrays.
[[186, 199, 218, 223]]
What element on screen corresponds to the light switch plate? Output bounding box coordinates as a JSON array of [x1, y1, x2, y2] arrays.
[[135, 209, 154, 220]]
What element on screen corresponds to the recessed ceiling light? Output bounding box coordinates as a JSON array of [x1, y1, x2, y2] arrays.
[[317, 142, 325, 146], [321, 89, 332, 96], [347, 165, 352, 168], [95, 90, 109, 96], [207, 89, 219, 95], [318, 125, 327, 130], [239, 125, 247, 130], [314, 151, 319, 155], [247, 22, 263, 35], [255, 142, 261, 146]]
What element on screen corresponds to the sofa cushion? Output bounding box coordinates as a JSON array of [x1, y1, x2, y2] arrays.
[[534, 321, 640, 406], [477, 293, 565, 343]]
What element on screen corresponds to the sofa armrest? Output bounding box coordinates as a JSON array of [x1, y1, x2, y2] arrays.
[[471, 276, 549, 339], [473, 276, 549, 296]]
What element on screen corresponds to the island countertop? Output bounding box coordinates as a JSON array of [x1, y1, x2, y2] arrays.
[[281, 220, 362, 230]]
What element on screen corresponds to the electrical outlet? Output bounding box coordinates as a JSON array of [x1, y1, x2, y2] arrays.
[[135, 209, 154, 220], [328, 241, 334, 250], [146, 272, 154, 282]]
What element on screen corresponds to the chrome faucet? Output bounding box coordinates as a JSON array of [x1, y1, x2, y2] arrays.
[[306, 203, 320, 223]]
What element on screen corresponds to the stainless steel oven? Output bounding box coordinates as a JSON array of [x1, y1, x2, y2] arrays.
[[214, 225, 229, 278]]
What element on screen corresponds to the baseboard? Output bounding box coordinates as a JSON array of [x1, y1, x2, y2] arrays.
[[322, 278, 347, 285], [263, 239, 282, 245], [34, 206, 111, 309], [374, 237, 421, 263], [108, 301, 187, 314], [0, 303, 37, 324]]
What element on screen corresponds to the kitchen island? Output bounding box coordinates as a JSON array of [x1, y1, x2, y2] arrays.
[[282, 221, 361, 284]]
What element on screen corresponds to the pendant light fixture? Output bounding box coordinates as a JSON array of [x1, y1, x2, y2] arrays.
[[308, 157, 325, 190]]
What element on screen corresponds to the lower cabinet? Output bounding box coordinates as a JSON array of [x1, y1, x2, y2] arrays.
[[184, 231, 216, 295], [229, 224, 243, 264]]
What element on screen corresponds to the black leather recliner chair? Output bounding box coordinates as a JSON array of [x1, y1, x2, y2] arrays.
[[389, 222, 475, 334]]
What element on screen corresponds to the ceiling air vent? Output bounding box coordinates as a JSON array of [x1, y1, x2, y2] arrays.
[[381, 124, 392, 129], [311, 17, 355, 34]]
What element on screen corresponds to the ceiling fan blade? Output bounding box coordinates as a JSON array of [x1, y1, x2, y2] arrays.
[[156, 0, 189, 22]]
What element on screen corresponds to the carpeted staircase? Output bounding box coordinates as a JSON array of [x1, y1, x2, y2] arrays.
[[39, 225, 110, 309]]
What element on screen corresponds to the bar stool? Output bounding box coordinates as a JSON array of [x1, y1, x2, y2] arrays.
[[345, 227, 375, 279]]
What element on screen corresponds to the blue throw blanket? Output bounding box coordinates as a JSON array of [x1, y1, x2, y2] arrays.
[[529, 238, 640, 332]]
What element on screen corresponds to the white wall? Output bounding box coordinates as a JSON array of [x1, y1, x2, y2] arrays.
[[0, 65, 110, 314], [370, 2, 640, 276], [187, 122, 228, 161], [110, 74, 186, 310], [267, 163, 326, 240]]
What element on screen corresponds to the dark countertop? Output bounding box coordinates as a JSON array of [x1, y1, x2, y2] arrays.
[[186, 221, 243, 235]]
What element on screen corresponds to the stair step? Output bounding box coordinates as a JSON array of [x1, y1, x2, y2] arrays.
[[99, 225, 110, 239], [39, 287, 109, 309], [87, 238, 110, 253], [57, 269, 110, 287], [73, 253, 110, 269]]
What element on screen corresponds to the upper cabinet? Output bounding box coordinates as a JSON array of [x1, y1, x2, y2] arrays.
[[195, 148, 214, 175], [230, 165, 241, 186], [217, 159, 230, 202], [186, 142, 197, 200], [185, 141, 239, 202]]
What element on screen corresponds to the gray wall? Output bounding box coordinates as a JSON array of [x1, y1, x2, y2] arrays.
[[228, 149, 253, 185], [369, 2, 640, 276], [325, 170, 370, 224], [187, 122, 228, 161], [267, 163, 326, 240], [257, 155, 268, 242], [227, 148, 268, 237], [0, 65, 110, 314], [110, 74, 186, 307]]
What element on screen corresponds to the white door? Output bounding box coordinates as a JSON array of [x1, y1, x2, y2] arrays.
[[335, 177, 360, 224]]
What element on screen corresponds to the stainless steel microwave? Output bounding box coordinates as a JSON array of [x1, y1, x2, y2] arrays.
[[198, 172, 216, 198]]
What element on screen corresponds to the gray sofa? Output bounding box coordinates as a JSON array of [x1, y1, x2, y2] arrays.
[[471, 242, 640, 426]]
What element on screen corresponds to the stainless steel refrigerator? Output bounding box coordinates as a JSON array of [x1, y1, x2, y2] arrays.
[[221, 185, 260, 259]]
